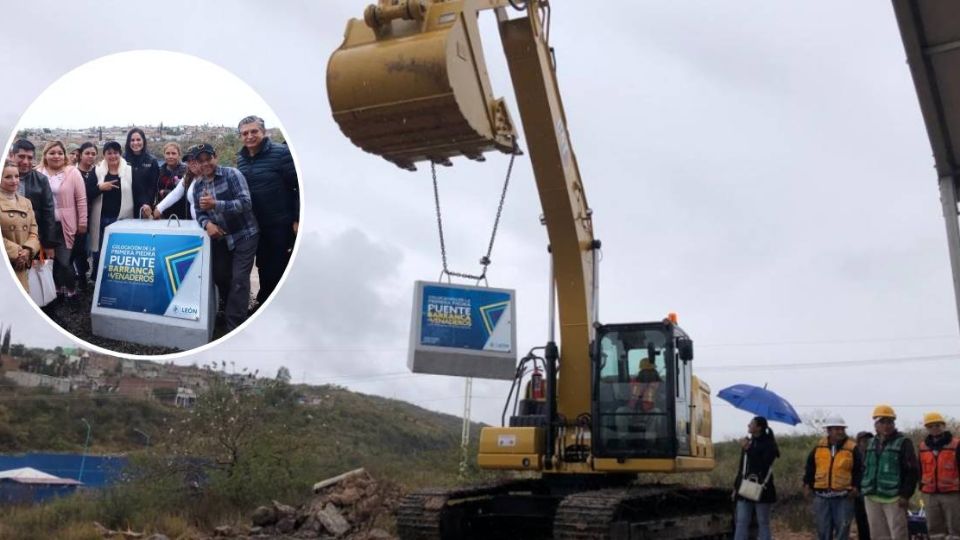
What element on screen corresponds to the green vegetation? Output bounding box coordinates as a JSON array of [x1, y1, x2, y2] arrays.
[[0, 379, 482, 539], [0, 386, 178, 453], [4, 369, 948, 538]]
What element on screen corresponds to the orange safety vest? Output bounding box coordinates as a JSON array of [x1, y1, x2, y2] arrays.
[[813, 437, 857, 491], [920, 438, 960, 494]]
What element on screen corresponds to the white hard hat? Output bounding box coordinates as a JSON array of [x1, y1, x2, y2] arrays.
[[824, 416, 847, 429]]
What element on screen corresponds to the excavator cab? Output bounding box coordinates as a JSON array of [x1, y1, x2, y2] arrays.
[[593, 321, 695, 460], [327, 0, 517, 171]]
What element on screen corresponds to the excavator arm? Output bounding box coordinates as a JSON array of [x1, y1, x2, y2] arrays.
[[329, 3, 733, 538], [328, 0, 597, 443]]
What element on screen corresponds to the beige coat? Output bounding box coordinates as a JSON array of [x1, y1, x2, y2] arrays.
[[1, 194, 41, 290]]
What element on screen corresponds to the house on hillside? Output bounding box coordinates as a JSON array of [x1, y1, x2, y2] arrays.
[[4, 371, 71, 393], [85, 353, 119, 375], [0, 467, 82, 505], [175, 387, 197, 408], [115, 376, 179, 402], [0, 354, 20, 372]]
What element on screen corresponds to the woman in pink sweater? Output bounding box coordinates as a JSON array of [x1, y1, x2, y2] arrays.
[[36, 140, 87, 300]]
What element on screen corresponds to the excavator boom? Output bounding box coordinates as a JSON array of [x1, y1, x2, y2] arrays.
[[327, 2, 729, 537]]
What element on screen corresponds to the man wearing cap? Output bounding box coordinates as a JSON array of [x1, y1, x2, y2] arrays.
[[860, 404, 919, 540], [804, 416, 862, 540], [190, 143, 259, 332], [918, 412, 960, 540]]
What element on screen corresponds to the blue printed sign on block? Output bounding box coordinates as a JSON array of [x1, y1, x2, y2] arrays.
[[97, 232, 203, 319], [420, 284, 513, 352], [408, 281, 517, 380]]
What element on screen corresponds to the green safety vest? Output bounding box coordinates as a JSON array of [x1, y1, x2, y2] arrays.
[[862, 435, 905, 498]]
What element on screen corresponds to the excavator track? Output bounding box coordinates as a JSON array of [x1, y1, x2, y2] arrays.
[[396, 482, 732, 540], [396, 480, 549, 540], [553, 486, 733, 540]]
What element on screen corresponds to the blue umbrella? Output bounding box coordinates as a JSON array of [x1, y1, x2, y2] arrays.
[[717, 384, 801, 426]]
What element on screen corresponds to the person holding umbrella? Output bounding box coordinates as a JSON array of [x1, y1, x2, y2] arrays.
[[803, 416, 862, 540], [732, 416, 780, 540], [717, 384, 798, 540], [861, 404, 918, 540]]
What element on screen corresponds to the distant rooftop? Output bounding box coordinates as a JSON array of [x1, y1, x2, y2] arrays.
[[0, 467, 83, 485]]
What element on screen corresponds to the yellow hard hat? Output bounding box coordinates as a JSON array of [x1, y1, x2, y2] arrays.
[[872, 404, 897, 420], [640, 358, 654, 371], [924, 412, 946, 427]]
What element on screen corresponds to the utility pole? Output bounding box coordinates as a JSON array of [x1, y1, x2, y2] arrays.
[[78, 418, 91, 482], [459, 377, 473, 479]]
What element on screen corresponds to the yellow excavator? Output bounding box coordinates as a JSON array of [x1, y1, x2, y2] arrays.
[[328, 1, 731, 538]]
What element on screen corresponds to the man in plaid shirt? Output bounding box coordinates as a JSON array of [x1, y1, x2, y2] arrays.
[[190, 143, 260, 331]]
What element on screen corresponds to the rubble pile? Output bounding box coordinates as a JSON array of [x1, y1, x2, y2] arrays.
[[236, 468, 401, 539]]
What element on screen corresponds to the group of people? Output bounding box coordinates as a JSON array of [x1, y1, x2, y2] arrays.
[[2, 116, 299, 332], [732, 406, 958, 540]]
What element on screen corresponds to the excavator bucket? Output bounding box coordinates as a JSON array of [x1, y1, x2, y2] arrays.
[[327, 0, 516, 171]]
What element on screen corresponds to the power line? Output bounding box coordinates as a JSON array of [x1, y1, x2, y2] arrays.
[[697, 352, 960, 372], [697, 334, 959, 348]]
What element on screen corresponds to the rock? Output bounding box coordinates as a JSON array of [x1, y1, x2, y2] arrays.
[[213, 525, 234, 537], [353, 494, 382, 523], [330, 487, 362, 506], [146, 535, 170, 540], [273, 500, 297, 519], [316, 503, 351, 537], [252, 505, 277, 527], [299, 514, 322, 533], [276, 516, 297, 534], [359, 529, 395, 540], [247, 526, 263, 535]]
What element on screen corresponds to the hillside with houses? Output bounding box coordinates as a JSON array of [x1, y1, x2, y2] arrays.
[[14, 124, 287, 167]]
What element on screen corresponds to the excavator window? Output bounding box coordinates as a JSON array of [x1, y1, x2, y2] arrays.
[[593, 325, 677, 458]]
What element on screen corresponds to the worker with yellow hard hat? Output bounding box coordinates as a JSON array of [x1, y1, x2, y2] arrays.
[[803, 416, 862, 540], [918, 411, 960, 540], [860, 404, 919, 540]]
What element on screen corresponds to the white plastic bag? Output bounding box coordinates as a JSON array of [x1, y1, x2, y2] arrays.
[[28, 256, 57, 307]]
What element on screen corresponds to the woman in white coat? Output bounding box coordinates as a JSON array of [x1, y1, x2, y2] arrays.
[[89, 140, 134, 278]]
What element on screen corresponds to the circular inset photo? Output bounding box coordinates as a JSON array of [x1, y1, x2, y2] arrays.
[[2, 50, 302, 357]]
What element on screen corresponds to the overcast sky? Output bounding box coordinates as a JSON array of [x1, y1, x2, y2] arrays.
[[16, 50, 282, 129], [1, 1, 959, 442]]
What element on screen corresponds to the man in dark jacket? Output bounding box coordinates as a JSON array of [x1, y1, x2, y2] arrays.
[[860, 405, 919, 540], [803, 416, 863, 540], [8, 139, 58, 254], [235, 115, 299, 306]]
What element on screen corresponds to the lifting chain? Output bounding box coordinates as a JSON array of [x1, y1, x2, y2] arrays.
[[432, 140, 519, 285]]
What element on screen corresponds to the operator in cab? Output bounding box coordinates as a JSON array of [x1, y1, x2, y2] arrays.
[[629, 357, 663, 413]]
